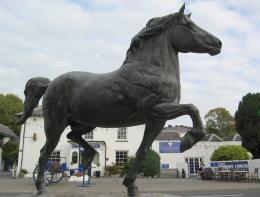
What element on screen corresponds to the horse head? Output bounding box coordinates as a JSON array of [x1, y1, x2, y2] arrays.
[[169, 4, 222, 56]]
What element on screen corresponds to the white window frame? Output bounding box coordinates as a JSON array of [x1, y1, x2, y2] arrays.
[[49, 150, 61, 162], [85, 131, 94, 140], [115, 150, 128, 167], [117, 127, 127, 140]]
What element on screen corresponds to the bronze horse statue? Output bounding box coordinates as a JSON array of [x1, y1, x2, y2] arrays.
[[18, 4, 221, 196]]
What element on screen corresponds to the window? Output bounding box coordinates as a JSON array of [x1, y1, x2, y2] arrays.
[[71, 151, 78, 164], [186, 157, 204, 175], [49, 151, 60, 162], [85, 131, 93, 140], [117, 127, 127, 140], [116, 151, 128, 167]]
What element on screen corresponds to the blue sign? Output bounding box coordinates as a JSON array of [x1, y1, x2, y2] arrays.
[[210, 160, 249, 171], [161, 164, 169, 169], [90, 143, 101, 149], [71, 142, 101, 149], [159, 141, 180, 153]]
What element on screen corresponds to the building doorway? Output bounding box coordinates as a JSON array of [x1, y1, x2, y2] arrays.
[[185, 157, 203, 176]]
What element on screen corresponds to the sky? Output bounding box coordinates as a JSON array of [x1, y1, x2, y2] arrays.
[[0, 0, 260, 127]]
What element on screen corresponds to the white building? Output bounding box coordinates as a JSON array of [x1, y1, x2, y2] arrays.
[[152, 126, 242, 176], [17, 108, 242, 177]]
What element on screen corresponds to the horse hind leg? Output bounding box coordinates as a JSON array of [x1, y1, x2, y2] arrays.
[[36, 125, 64, 195]]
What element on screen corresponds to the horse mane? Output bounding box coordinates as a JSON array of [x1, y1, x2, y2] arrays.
[[125, 13, 177, 62]]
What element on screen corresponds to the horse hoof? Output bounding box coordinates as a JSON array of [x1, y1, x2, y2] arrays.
[[180, 130, 204, 152], [180, 132, 194, 153], [127, 185, 139, 196], [123, 177, 133, 187], [35, 189, 47, 196]]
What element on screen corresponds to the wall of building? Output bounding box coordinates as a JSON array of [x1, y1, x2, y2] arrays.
[[248, 159, 260, 178], [17, 116, 73, 177]]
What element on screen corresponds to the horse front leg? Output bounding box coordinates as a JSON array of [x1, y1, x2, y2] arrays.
[[123, 120, 165, 196], [152, 103, 205, 152], [36, 137, 61, 195]]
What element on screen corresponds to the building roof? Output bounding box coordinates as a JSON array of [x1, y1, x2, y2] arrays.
[[162, 125, 191, 133], [156, 132, 181, 141], [223, 133, 241, 141], [200, 134, 223, 142], [155, 125, 190, 141], [16, 106, 43, 117], [0, 124, 18, 138]]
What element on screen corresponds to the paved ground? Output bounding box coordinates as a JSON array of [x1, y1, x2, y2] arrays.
[[0, 171, 260, 197]]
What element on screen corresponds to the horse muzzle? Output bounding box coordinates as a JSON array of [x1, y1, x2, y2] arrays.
[[208, 38, 222, 56]]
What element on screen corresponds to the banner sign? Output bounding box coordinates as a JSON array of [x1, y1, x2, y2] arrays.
[[71, 142, 101, 149], [159, 141, 180, 153], [210, 160, 249, 171], [161, 164, 170, 169]]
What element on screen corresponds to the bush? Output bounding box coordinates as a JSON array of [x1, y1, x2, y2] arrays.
[[2, 140, 19, 170], [20, 168, 28, 174], [105, 163, 120, 176], [140, 150, 160, 178], [211, 145, 250, 161], [19, 168, 28, 178], [122, 150, 160, 178]]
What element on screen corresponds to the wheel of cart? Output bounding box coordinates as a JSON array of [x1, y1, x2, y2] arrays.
[[50, 163, 66, 183], [33, 165, 53, 186]]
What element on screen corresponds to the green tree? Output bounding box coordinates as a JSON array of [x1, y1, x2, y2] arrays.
[[204, 107, 236, 138], [140, 150, 160, 177], [211, 145, 250, 161], [235, 93, 260, 158], [140, 150, 161, 177], [122, 150, 161, 178], [0, 94, 23, 136], [2, 140, 19, 170]]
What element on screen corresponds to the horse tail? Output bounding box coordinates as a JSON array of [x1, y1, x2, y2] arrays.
[[17, 77, 51, 124]]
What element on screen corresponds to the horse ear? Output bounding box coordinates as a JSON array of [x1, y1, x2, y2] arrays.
[[187, 13, 191, 18], [178, 3, 185, 20], [179, 3, 185, 15]]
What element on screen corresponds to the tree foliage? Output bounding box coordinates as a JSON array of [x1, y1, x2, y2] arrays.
[[123, 150, 161, 178], [204, 107, 236, 137], [235, 93, 260, 158], [2, 140, 19, 170], [211, 145, 250, 161], [140, 150, 160, 177], [0, 94, 23, 136]]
